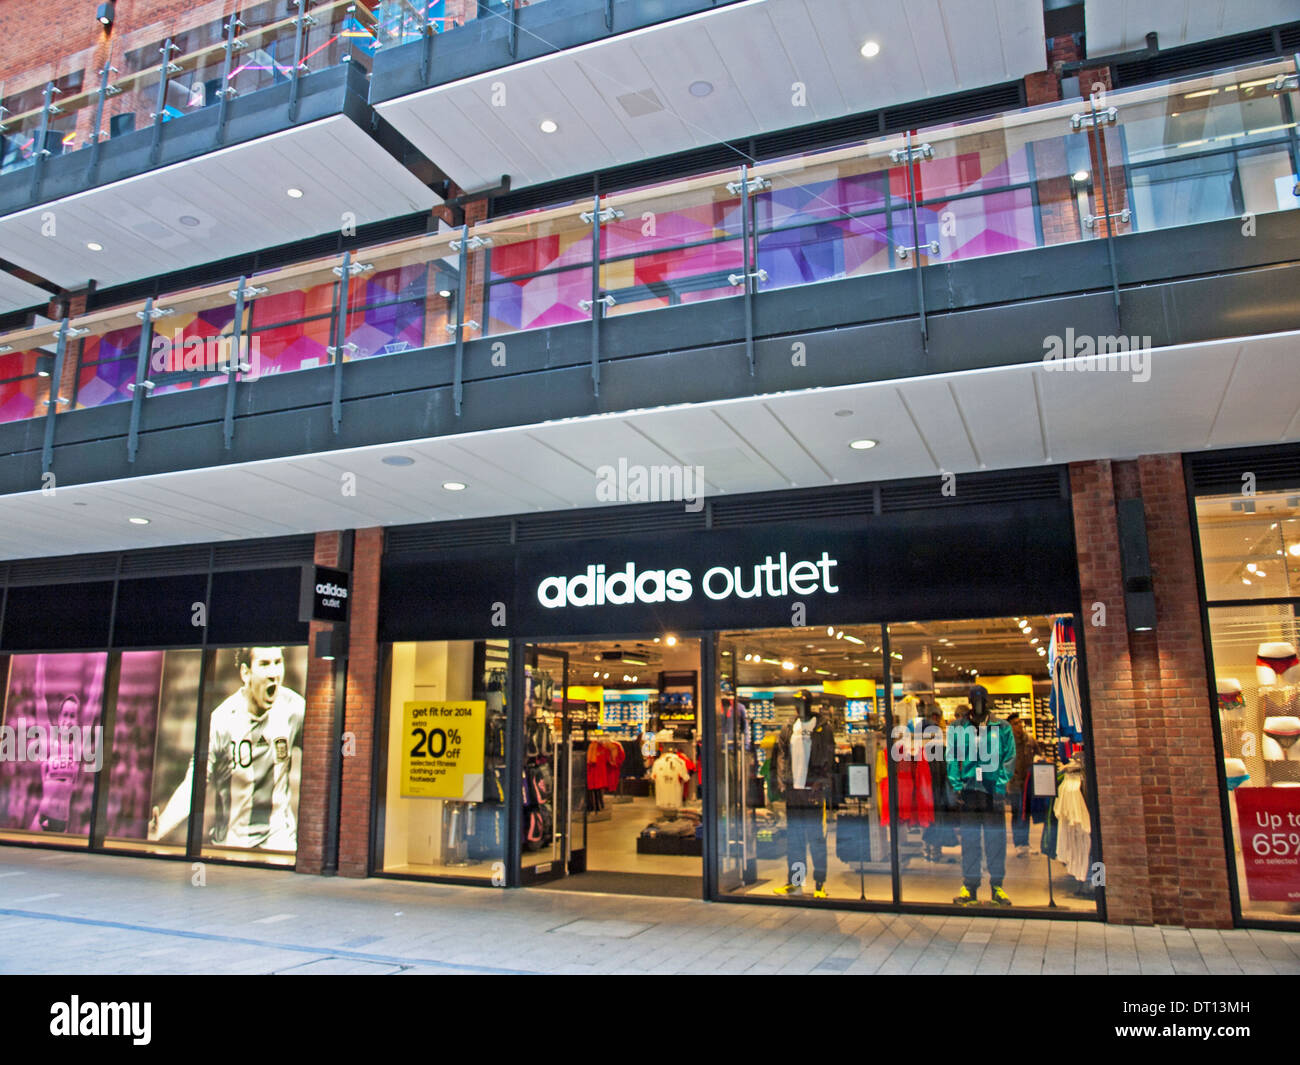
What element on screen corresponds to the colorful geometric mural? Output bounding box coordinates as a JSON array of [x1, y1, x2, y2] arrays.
[[77, 326, 143, 409], [0, 349, 50, 424]]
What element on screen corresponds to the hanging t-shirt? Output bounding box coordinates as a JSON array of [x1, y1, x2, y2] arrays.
[[652, 752, 689, 808]]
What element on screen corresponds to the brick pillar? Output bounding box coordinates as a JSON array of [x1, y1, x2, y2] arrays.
[[463, 198, 490, 341], [1071, 457, 1233, 928], [1071, 459, 1155, 925], [337, 526, 382, 877], [296, 530, 342, 875], [56, 290, 88, 412], [1136, 454, 1232, 928]]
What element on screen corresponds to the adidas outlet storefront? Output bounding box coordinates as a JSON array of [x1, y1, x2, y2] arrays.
[[371, 467, 1107, 918]]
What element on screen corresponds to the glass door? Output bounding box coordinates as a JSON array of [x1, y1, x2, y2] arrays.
[[715, 638, 756, 893], [520, 645, 572, 884]]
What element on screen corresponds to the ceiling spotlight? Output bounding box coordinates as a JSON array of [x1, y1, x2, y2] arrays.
[[86, 241, 104, 252], [35, 354, 54, 378], [860, 40, 880, 58], [688, 80, 714, 97], [128, 516, 150, 525], [1247, 562, 1258, 573], [1290, 544, 1300, 556], [849, 439, 878, 450], [442, 481, 467, 491], [438, 289, 452, 298], [782, 660, 795, 670], [286, 187, 304, 198], [827, 626, 835, 636], [382, 455, 415, 467], [801, 666, 809, 673], [603, 672, 610, 679], [1243, 577, 1253, 585], [665, 634, 678, 647], [539, 119, 558, 134], [1030, 638, 1039, 645], [1072, 170, 1090, 183], [593, 671, 599, 678], [179, 215, 200, 227], [96, 1, 115, 28]]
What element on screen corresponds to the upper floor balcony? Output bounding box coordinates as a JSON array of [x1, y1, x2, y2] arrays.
[[0, 53, 1297, 551], [0, 0, 442, 311]]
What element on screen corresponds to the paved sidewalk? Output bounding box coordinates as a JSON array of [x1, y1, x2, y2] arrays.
[[1, 848, 1297, 975]]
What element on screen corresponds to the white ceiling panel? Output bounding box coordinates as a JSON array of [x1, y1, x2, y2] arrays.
[[0, 270, 52, 315], [1, 329, 1297, 559], [1085, 0, 1298, 54], [0, 116, 440, 292], [377, 0, 1046, 193]]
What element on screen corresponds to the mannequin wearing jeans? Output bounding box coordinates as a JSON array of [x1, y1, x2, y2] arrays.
[[774, 692, 835, 897], [947, 685, 1017, 906]]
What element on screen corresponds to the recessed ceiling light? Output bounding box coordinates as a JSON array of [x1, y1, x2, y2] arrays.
[[286, 187, 304, 198], [860, 40, 881, 58], [179, 215, 200, 227], [438, 289, 452, 298], [442, 481, 467, 491], [834, 409, 853, 417], [86, 241, 103, 252], [849, 439, 878, 450], [382, 455, 415, 467], [539, 119, 558, 134], [128, 516, 150, 525], [1072, 170, 1090, 183], [689, 80, 713, 97]]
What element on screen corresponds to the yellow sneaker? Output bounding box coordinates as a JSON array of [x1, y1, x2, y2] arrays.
[[991, 885, 1013, 907], [953, 885, 979, 906], [773, 883, 801, 895], [813, 887, 828, 899]]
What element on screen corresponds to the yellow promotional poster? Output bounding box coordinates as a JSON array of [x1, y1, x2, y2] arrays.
[[400, 701, 485, 801]]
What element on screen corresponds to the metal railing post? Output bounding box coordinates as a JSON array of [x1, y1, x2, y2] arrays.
[[331, 252, 352, 433], [41, 318, 73, 477], [224, 277, 248, 450], [149, 39, 179, 166], [127, 297, 157, 463]]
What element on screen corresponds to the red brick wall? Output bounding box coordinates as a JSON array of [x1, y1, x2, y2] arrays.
[[296, 530, 341, 875], [338, 526, 382, 876], [1071, 457, 1232, 928]]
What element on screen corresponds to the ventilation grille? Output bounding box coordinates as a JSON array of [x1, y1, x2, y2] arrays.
[[880, 469, 1065, 512], [1188, 445, 1300, 494], [752, 114, 879, 163], [710, 486, 875, 528], [882, 82, 1024, 132], [1279, 24, 1300, 52], [1113, 29, 1283, 87], [211, 535, 314, 569], [7, 553, 119, 585], [386, 519, 513, 553], [515, 503, 706, 542], [119, 545, 212, 576]]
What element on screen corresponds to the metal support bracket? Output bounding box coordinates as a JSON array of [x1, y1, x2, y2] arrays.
[[577, 295, 616, 311], [1084, 208, 1131, 230], [1070, 106, 1117, 130], [896, 241, 940, 260], [889, 143, 933, 163], [725, 176, 771, 195], [332, 261, 373, 277], [727, 269, 767, 287], [579, 206, 624, 224], [448, 235, 492, 251]]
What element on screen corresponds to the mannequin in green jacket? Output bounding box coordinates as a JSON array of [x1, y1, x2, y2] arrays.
[[946, 684, 1016, 906]]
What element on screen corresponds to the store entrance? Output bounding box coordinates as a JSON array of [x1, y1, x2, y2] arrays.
[[523, 636, 703, 899]]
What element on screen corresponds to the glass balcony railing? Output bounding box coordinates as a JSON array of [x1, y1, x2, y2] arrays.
[[0, 0, 387, 179], [1, 57, 1296, 431]]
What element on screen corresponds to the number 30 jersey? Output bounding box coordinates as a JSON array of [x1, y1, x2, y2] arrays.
[[206, 688, 305, 850]]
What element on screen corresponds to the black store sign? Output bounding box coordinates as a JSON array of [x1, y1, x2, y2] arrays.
[[300, 565, 351, 623], [380, 499, 1078, 641]]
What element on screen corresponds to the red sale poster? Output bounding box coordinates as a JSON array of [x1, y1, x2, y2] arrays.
[[1235, 788, 1300, 902]]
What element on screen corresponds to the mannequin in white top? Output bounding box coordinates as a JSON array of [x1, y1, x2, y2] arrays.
[[774, 692, 833, 897]]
